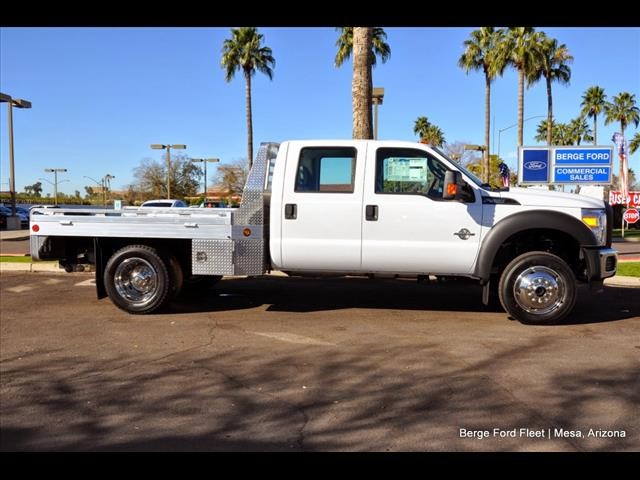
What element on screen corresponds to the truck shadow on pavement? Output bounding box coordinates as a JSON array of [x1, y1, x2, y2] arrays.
[[170, 276, 640, 326], [1, 339, 638, 452]]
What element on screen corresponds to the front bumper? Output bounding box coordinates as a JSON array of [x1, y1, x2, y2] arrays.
[[582, 247, 617, 281]]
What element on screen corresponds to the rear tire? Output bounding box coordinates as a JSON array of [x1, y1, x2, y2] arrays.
[[498, 251, 576, 325], [104, 245, 171, 314]]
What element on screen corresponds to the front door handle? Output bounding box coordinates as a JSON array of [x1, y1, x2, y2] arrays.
[[365, 205, 378, 221], [285, 203, 297, 219]]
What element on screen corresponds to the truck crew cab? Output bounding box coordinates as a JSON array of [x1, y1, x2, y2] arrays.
[[30, 140, 617, 324]]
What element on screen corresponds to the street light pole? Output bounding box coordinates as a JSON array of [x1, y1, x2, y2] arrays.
[[190, 158, 220, 198], [165, 147, 171, 199], [1, 93, 32, 224], [6, 97, 15, 212], [44, 168, 68, 206], [103, 174, 115, 205], [151, 144, 186, 199], [372, 87, 385, 140], [39, 177, 69, 205], [84, 175, 105, 206], [497, 115, 545, 159]]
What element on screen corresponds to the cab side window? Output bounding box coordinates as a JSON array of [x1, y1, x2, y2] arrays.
[[375, 148, 447, 200], [295, 147, 357, 193]]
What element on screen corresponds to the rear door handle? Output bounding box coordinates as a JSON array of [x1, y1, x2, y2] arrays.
[[285, 203, 297, 219], [365, 205, 378, 221]]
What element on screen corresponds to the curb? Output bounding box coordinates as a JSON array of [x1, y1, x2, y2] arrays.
[[0, 262, 64, 273], [613, 237, 640, 243], [604, 275, 640, 288], [1, 236, 30, 242], [619, 257, 640, 263]]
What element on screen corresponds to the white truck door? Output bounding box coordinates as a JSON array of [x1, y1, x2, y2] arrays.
[[279, 143, 365, 271], [361, 145, 483, 274]]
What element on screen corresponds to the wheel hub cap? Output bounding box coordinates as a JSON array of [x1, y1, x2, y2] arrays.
[[513, 266, 565, 315], [114, 257, 158, 306]]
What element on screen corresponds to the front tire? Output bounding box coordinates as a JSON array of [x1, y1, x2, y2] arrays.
[[498, 251, 576, 325], [104, 245, 171, 314]]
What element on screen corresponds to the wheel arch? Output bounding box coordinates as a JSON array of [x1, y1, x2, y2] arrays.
[[95, 237, 192, 299], [475, 210, 597, 283]]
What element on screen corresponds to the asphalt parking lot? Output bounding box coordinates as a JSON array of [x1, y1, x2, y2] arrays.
[[1, 271, 638, 451]]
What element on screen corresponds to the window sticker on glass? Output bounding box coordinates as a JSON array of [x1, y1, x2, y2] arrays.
[[384, 157, 428, 182]]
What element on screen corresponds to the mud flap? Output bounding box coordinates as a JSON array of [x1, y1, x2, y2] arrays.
[[482, 281, 490, 306], [94, 238, 107, 299], [589, 279, 604, 294]]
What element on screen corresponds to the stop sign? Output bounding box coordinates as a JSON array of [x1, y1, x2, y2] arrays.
[[623, 208, 639, 224]]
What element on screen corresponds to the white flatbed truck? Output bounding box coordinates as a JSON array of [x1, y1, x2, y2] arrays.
[[30, 140, 617, 324]]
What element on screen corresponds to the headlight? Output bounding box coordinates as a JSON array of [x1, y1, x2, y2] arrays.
[[581, 208, 607, 245]]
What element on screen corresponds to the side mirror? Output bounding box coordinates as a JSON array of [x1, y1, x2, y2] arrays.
[[443, 170, 463, 200]]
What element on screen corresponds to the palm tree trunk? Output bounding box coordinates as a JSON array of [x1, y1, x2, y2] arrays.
[[620, 123, 625, 193], [546, 76, 553, 146], [593, 115, 597, 145], [352, 27, 372, 139], [517, 68, 524, 147], [244, 70, 253, 169], [368, 68, 374, 140], [484, 73, 491, 183]]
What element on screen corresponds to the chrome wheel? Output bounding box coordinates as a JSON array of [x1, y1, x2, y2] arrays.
[[513, 266, 565, 315], [114, 257, 158, 307]]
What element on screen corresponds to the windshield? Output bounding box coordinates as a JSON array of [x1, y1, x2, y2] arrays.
[[431, 146, 487, 189]]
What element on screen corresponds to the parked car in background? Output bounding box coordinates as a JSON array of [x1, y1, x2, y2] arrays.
[[0, 206, 29, 229], [199, 200, 227, 208], [29, 205, 61, 216], [141, 199, 188, 208]]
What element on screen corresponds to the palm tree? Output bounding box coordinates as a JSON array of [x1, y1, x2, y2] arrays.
[[630, 132, 640, 155], [580, 86, 607, 144], [221, 27, 275, 168], [458, 27, 507, 182], [528, 34, 572, 145], [567, 117, 594, 145], [336, 27, 391, 139], [413, 116, 445, 146], [504, 27, 544, 147], [335, 27, 391, 68], [604, 92, 640, 140], [535, 118, 556, 143], [422, 125, 446, 147], [537, 119, 592, 146], [554, 123, 573, 146], [413, 116, 430, 139], [606, 93, 640, 194]]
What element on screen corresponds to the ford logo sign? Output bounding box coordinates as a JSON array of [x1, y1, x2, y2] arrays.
[[524, 161, 546, 170]]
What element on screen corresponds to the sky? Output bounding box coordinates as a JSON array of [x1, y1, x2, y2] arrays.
[[0, 27, 639, 196]]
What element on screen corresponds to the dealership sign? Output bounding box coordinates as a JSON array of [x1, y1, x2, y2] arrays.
[[609, 191, 640, 207], [518, 146, 613, 185]]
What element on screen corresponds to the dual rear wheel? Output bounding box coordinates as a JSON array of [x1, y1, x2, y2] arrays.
[[104, 245, 221, 314]]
